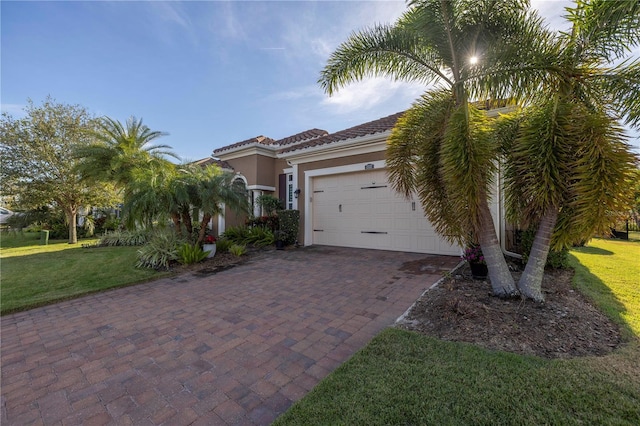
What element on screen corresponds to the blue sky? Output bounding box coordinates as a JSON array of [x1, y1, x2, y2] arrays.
[[2, 0, 638, 160]]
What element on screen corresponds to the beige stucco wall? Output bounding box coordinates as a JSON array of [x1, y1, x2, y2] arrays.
[[226, 156, 258, 185], [256, 155, 276, 187]]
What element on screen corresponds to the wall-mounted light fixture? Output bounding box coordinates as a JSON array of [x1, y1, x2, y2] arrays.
[[294, 189, 301, 198]]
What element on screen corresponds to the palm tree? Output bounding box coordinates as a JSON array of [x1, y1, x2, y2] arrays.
[[122, 166, 180, 230], [185, 165, 249, 243], [75, 117, 177, 187], [75, 116, 179, 227], [491, 0, 639, 301], [319, 0, 547, 297], [123, 163, 249, 241]]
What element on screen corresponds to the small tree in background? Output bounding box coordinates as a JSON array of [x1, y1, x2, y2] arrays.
[[1, 98, 118, 243]]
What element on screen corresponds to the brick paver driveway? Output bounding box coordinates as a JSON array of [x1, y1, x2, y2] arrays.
[[1, 246, 459, 425]]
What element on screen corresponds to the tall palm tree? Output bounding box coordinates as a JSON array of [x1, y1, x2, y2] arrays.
[[490, 0, 639, 301], [75, 116, 177, 189], [319, 0, 547, 297]]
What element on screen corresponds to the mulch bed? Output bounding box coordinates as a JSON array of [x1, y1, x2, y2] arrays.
[[168, 251, 249, 276], [398, 262, 622, 359]]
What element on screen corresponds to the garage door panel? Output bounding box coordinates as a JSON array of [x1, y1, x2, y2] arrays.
[[312, 170, 460, 255]]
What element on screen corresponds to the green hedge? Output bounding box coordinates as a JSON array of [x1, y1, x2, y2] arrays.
[[277, 210, 299, 246]]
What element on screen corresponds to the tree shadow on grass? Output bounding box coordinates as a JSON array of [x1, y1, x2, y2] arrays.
[[572, 246, 614, 256], [568, 254, 634, 340]]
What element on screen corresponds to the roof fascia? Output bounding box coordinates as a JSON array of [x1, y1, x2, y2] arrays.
[[278, 132, 389, 164], [216, 143, 278, 160]]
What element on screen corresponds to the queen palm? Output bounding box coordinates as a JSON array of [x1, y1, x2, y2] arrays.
[[490, 0, 639, 301], [75, 116, 177, 190], [320, 0, 548, 297], [74, 116, 179, 228]]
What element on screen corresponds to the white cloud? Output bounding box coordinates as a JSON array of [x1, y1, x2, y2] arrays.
[[138, 1, 199, 46], [208, 1, 248, 42], [531, 0, 573, 32], [152, 1, 191, 29], [321, 77, 424, 114]]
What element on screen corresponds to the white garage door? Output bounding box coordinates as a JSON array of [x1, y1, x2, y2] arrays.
[[311, 169, 460, 255]]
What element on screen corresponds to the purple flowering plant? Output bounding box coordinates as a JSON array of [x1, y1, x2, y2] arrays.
[[462, 244, 485, 265]]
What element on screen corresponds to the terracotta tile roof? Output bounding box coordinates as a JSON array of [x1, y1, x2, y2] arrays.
[[279, 112, 403, 154], [213, 135, 276, 154], [274, 128, 328, 146], [192, 157, 234, 170]]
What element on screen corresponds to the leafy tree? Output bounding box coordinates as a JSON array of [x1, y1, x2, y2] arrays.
[[319, 0, 547, 297], [0, 98, 118, 243], [492, 0, 639, 301]]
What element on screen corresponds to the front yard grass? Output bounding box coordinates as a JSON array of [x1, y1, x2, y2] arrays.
[[0, 233, 164, 315], [274, 238, 640, 425]]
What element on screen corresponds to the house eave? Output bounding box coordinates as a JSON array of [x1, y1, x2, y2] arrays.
[[278, 131, 390, 164], [215, 143, 278, 160]]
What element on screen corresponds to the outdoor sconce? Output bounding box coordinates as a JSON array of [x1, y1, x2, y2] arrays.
[[294, 189, 301, 198]]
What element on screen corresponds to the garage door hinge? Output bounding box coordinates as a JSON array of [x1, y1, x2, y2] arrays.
[[314, 229, 324, 232], [313, 190, 324, 193], [361, 231, 388, 234]]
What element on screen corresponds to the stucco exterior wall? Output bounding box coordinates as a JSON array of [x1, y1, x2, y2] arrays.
[[226, 156, 258, 185], [256, 155, 276, 187]]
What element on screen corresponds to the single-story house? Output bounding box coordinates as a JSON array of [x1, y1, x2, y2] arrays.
[[207, 107, 518, 256]]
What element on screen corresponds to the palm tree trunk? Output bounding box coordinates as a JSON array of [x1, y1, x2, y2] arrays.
[[181, 208, 193, 236], [518, 207, 559, 302], [477, 197, 518, 297], [171, 212, 182, 235], [197, 214, 212, 244]]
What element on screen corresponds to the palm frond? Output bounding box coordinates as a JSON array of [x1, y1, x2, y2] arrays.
[[440, 102, 496, 234], [567, 0, 640, 63], [590, 59, 640, 128], [387, 89, 467, 244], [319, 23, 451, 95]]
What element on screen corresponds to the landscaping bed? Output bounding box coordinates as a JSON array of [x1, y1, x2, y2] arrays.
[[398, 264, 621, 359]]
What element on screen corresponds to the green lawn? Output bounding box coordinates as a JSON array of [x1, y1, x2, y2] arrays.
[[0, 233, 164, 315], [274, 238, 640, 425]]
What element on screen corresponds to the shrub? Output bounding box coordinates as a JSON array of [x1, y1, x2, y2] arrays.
[[256, 194, 283, 216], [136, 230, 180, 270], [177, 243, 208, 265], [223, 225, 274, 247], [48, 221, 69, 239], [222, 225, 251, 243], [215, 238, 233, 253], [246, 227, 274, 247], [245, 215, 279, 231], [520, 227, 569, 269], [277, 210, 299, 245], [229, 244, 247, 257], [99, 230, 149, 246]]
